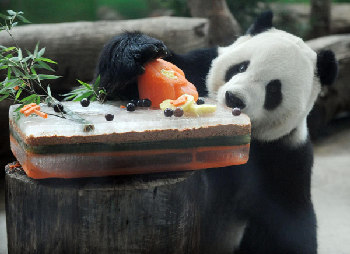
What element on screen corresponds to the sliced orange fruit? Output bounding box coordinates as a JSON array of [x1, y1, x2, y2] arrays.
[[138, 59, 198, 108]]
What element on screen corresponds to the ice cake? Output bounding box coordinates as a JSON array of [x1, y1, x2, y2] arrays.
[[9, 101, 251, 179]]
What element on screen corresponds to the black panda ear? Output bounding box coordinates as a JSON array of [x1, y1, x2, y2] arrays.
[[246, 10, 273, 36], [317, 50, 338, 86]]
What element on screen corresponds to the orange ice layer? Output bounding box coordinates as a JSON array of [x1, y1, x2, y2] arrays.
[[10, 135, 249, 179]]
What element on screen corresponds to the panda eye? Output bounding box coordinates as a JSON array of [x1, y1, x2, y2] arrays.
[[225, 61, 250, 82]]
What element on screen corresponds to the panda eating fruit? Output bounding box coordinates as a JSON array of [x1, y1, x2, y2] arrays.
[[96, 11, 338, 254]]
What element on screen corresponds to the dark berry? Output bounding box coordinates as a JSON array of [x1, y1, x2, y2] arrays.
[[105, 113, 114, 121], [174, 107, 184, 117], [54, 103, 64, 113], [137, 100, 143, 107], [142, 99, 152, 107], [232, 107, 241, 116], [126, 103, 136, 112], [98, 91, 106, 102], [80, 98, 90, 107], [197, 98, 205, 105], [130, 99, 138, 105], [164, 108, 174, 117]]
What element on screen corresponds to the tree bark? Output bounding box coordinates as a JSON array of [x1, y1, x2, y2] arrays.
[[187, 0, 241, 46], [5, 165, 203, 254], [310, 0, 331, 38]]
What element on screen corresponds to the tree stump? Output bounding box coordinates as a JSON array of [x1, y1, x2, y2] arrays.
[[5, 164, 204, 254]]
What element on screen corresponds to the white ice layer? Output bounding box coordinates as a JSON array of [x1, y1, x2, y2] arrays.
[[9, 101, 250, 138]]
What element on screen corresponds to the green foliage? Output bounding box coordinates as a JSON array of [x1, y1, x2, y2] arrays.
[[3, 0, 96, 24], [62, 76, 107, 103], [0, 10, 60, 108]]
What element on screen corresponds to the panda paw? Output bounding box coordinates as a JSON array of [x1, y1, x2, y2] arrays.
[[97, 32, 169, 99]]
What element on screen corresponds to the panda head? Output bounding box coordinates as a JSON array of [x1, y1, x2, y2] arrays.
[[207, 11, 338, 144]]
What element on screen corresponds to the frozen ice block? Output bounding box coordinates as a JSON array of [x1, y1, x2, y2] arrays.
[[9, 101, 251, 179]]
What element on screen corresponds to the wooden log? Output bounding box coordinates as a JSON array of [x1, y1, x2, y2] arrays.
[[307, 34, 350, 138], [5, 164, 204, 254], [0, 17, 209, 93]]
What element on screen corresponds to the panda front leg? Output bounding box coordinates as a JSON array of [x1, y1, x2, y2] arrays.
[[96, 32, 169, 100], [236, 201, 317, 254]]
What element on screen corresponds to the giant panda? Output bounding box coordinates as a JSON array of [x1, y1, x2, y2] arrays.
[[96, 11, 338, 254]]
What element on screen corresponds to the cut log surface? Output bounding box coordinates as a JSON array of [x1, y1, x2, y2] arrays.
[[5, 164, 204, 254]]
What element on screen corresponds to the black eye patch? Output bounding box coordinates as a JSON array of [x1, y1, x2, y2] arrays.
[[264, 79, 282, 111], [224, 61, 250, 82]]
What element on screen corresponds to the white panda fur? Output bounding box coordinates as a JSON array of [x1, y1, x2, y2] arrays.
[[207, 28, 319, 145]]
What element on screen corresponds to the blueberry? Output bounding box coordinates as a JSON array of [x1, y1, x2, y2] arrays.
[[137, 100, 143, 107], [80, 98, 90, 107], [105, 113, 114, 121], [98, 91, 106, 102], [142, 99, 152, 107], [54, 104, 64, 113], [174, 107, 184, 117], [126, 103, 136, 112], [232, 107, 241, 116], [197, 98, 205, 105], [164, 108, 174, 117]]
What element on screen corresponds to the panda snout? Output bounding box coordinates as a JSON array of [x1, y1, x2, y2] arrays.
[[225, 91, 246, 109]]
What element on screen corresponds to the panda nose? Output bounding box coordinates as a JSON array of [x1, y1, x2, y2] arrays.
[[225, 91, 246, 109]]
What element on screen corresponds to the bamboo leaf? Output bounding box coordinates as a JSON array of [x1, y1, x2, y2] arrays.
[[2, 47, 16, 52], [63, 94, 77, 101], [34, 43, 39, 57], [10, 66, 24, 77], [37, 60, 54, 72], [35, 57, 57, 64], [7, 67, 11, 79], [0, 94, 9, 102], [47, 85, 52, 97], [21, 94, 37, 103], [77, 80, 92, 90], [37, 48, 45, 58], [0, 14, 9, 20], [18, 48, 22, 60], [7, 10, 16, 16], [0, 94, 10, 101], [17, 15, 30, 23], [73, 91, 93, 102], [15, 89, 22, 100], [93, 75, 100, 91], [30, 66, 37, 75], [38, 74, 61, 80]]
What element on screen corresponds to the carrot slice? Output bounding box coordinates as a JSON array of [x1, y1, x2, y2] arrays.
[[20, 103, 48, 118], [138, 59, 198, 108], [170, 94, 187, 106]]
